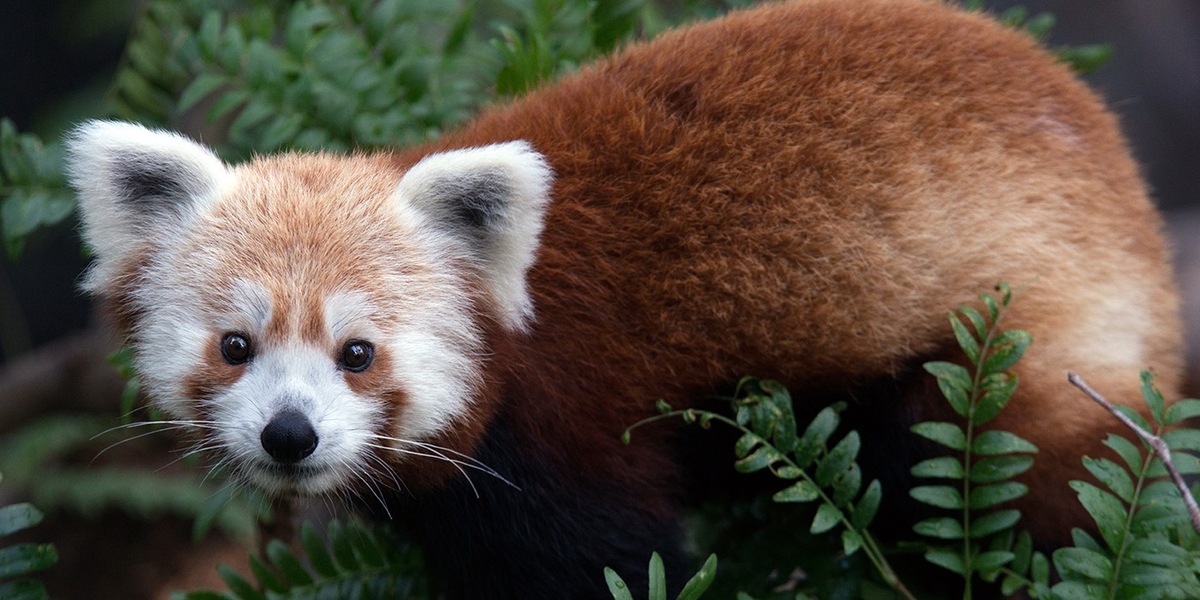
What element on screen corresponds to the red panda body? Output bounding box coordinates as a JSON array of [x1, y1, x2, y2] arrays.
[[70, 1, 1181, 598]]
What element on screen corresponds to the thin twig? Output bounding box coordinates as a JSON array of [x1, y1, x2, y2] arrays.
[[1067, 372, 1200, 535]]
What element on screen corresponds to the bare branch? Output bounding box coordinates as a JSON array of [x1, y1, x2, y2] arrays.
[[1067, 372, 1200, 535]]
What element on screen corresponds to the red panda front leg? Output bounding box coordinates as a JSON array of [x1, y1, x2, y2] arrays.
[[386, 410, 689, 600]]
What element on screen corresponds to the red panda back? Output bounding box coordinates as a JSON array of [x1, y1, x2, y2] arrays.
[[408, 0, 1181, 545]]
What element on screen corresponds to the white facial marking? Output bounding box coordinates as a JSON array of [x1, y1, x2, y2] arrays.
[[324, 290, 381, 343], [214, 343, 385, 495]]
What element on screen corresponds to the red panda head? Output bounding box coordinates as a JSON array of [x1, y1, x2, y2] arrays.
[[68, 120, 551, 496]]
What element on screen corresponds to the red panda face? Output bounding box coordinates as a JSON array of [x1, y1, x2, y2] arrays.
[[67, 121, 551, 496]]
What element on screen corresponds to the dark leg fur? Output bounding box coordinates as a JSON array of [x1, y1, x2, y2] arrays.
[[387, 413, 687, 600]]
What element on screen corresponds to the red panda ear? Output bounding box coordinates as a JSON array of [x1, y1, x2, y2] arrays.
[[395, 141, 553, 332], [66, 120, 230, 293]]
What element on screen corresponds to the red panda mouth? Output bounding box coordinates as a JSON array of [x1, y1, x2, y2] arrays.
[[242, 459, 338, 495]]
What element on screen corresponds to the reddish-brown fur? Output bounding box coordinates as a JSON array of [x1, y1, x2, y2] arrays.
[[392, 0, 1181, 541], [87, 0, 1181, 591]]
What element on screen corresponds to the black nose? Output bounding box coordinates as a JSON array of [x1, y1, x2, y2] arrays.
[[261, 409, 318, 463]]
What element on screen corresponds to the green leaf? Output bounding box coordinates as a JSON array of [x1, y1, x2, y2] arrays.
[[924, 361, 972, 417], [1069, 481, 1129, 552], [969, 482, 1028, 509], [911, 422, 966, 450], [1011, 530, 1033, 573], [229, 99, 275, 137], [851, 480, 882, 529], [1163, 428, 1200, 453], [1070, 528, 1106, 553], [1114, 405, 1152, 433], [969, 455, 1033, 483], [982, 330, 1031, 374], [197, 12, 223, 60], [815, 432, 860, 488], [910, 485, 963, 509], [1120, 562, 1186, 586], [1059, 44, 1113, 74], [810, 503, 842, 534], [734, 445, 783, 474], [0, 581, 49, 600], [328, 521, 360, 572], [178, 73, 229, 112], [1125, 536, 1192, 569], [1141, 371, 1166, 425], [841, 528, 863, 556], [973, 372, 1017, 425], [217, 564, 263, 600], [924, 548, 965, 575], [913, 517, 965, 539], [1103, 434, 1144, 474], [958, 306, 988, 339], [247, 554, 286, 594], [912, 456, 964, 479], [1082, 457, 1134, 503], [949, 312, 980, 364], [1164, 398, 1200, 425], [773, 480, 820, 503], [1049, 580, 1107, 600], [733, 432, 763, 458], [981, 292, 1001, 322], [974, 550, 1015, 575], [830, 463, 862, 507], [970, 509, 1021, 538], [972, 430, 1037, 455], [0, 543, 57, 579], [795, 404, 842, 468], [604, 567, 634, 600], [265, 539, 312, 586], [1053, 546, 1114, 581], [299, 522, 336, 577], [0, 504, 43, 537], [676, 554, 717, 600], [648, 552, 666, 600]]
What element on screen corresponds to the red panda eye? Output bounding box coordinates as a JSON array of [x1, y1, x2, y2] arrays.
[[221, 333, 252, 365], [341, 341, 374, 373]]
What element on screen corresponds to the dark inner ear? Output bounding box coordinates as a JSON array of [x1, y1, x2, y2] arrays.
[[438, 170, 512, 235], [112, 155, 199, 212]]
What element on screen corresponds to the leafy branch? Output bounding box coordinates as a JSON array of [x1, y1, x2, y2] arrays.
[[605, 552, 717, 600], [174, 519, 429, 600], [910, 283, 1046, 597], [0, 488, 57, 600], [624, 379, 915, 600], [1051, 372, 1200, 598]]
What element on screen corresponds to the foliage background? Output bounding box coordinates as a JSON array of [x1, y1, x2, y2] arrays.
[[0, 0, 1198, 598]]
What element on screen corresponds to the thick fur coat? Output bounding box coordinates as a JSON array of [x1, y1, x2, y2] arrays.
[[70, 1, 1181, 597]]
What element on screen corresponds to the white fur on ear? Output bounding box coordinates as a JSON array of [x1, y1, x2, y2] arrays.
[[395, 141, 553, 332], [66, 120, 230, 292]]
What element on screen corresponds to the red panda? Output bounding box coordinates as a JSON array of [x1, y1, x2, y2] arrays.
[[68, 0, 1182, 597]]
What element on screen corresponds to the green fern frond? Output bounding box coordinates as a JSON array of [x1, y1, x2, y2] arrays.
[[911, 283, 1047, 598], [604, 552, 717, 600], [0, 120, 72, 260], [176, 519, 429, 600], [625, 379, 914, 599], [0, 489, 57, 600], [1052, 376, 1200, 599]]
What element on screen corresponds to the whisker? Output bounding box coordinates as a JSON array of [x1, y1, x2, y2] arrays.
[[366, 442, 480, 498], [89, 425, 199, 464], [369, 435, 519, 490], [91, 419, 220, 440]]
